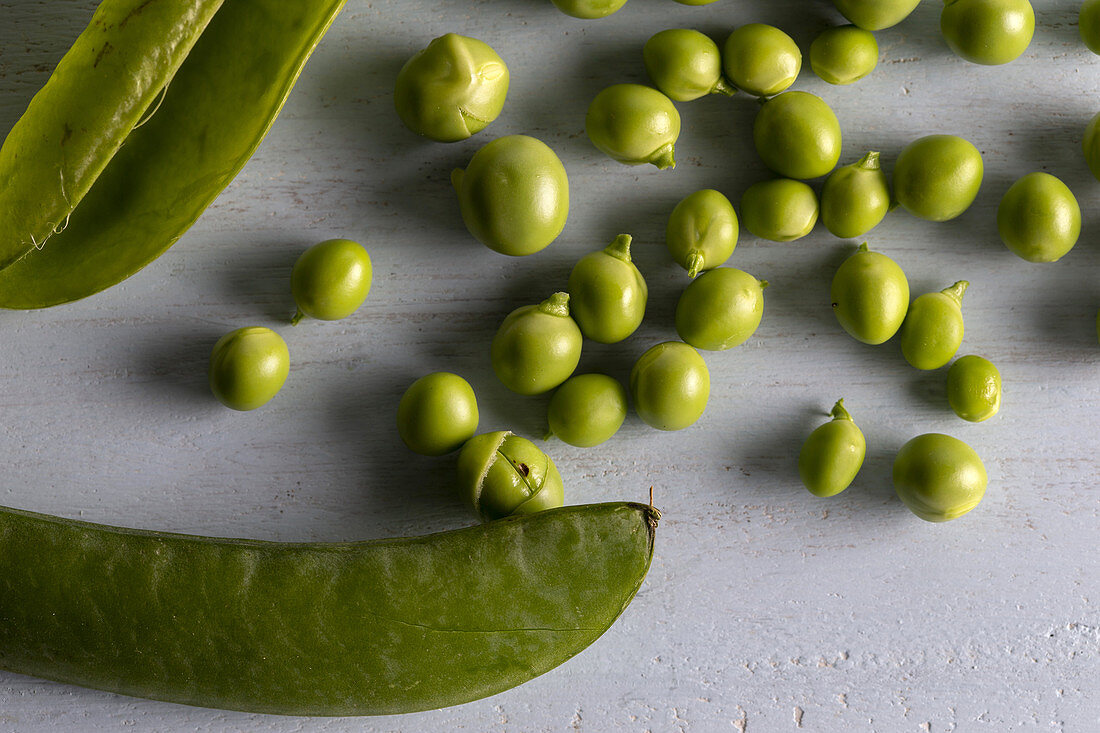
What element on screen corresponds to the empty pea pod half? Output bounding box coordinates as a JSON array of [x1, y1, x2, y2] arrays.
[[0, 0, 349, 308], [0, 501, 659, 715]]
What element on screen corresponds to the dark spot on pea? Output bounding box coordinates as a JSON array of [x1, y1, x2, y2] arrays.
[[517, 463, 530, 476]]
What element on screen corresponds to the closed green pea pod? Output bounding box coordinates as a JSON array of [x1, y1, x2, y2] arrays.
[[753, 91, 842, 181], [393, 34, 509, 143], [820, 151, 891, 239], [893, 433, 988, 522], [491, 292, 583, 395], [456, 431, 564, 521], [997, 172, 1081, 263], [893, 134, 983, 222], [567, 234, 648, 344], [630, 341, 710, 431], [721, 24, 801, 98], [798, 399, 866, 498], [546, 374, 628, 448], [643, 29, 736, 102], [947, 355, 1002, 422], [585, 84, 681, 169], [899, 281, 969, 370], [453, 135, 569, 257], [675, 268, 768, 351], [666, 189, 739, 278], [0, 0, 350, 308], [741, 178, 819, 242], [831, 243, 910, 345], [832, 0, 922, 30]]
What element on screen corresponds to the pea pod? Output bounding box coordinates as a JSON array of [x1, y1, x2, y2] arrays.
[[0, 501, 658, 715], [0, 0, 349, 308]]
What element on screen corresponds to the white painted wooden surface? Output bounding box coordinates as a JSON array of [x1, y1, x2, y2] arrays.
[[1, 0, 1099, 730]]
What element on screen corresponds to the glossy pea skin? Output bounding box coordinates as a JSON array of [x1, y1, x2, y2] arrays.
[[551, 0, 629, 19], [209, 327, 290, 411], [644, 29, 736, 102], [396, 372, 479, 456], [290, 239, 372, 324], [675, 268, 768, 351], [740, 178, 819, 242], [393, 34, 509, 142], [820, 151, 891, 239], [491, 292, 583, 395], [893, 433, 988, 522], [630, 341, 710, 431], [810, 25, 879, 85], [585, 84, 681, 170], [899, 281, 969, 370], [722, 24, 801, 97], [456, 431, 564, 521], [947, 355, 1002, 422], [941, 0, 1035, 66], [453, 135, 569, 256], [753, 91, 842, 180], [832, 0, 922, 30], [1084, 112, 1100, 182], [798, 399, 866, 498], [547, 374, 628, 447], [831, 243, 910, 345], [893, 135, 984, 222], [1082, 0, 1100, 54], [567, 234, 648, 344], [997, 172, 1082, 263], [666, 189, 739, 277]]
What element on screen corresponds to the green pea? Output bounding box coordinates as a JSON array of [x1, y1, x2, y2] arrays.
[[899, 281, 969, 370], [740, 178, 819, 242], [209, 327, 290, 411], [753, 91, 842, 180], [893, 433, 988, 522], [798, 399, 866, 498], [675, 268, 768, 351], [456, 431, 565, 521], [941, 0, 1035, 66], [997, 172, 1082, 263], [1084, 111, 1100, 182], [290, 238, 372, 325], [491, 292, 583, 395], [630, 341, 710, 431], [396, 372, 479, 456], [893, 135, 983, 222], [832, 0, 922, 30], [666, 189, 739, 278], [551, 0, 629, 19], [1081, 0, 1100, 54], [947, 355, 1002, 422], [810, 25, 878, 86], [452, 135, 569, 256], [393, 34, 509, 142], [820, 151, 891, 239], [567, 234, 648, 344], [643, 29, 736, 102], [546, 374, 628, 447], [585, 84, 681, 169], [831, 243, 910, 345], [721, 24, 801, 97]]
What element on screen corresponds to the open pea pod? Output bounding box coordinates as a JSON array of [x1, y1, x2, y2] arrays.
[[0, 501, 658, 715], [0, 0, 348, 308]]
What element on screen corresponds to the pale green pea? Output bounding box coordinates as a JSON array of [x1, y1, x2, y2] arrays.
[[209, 327, 290, 411], [585, 84, 681, 170], [947, 355, 1002, 422], [722, 24, 801, 97], [567, 234, 648, 344], [630, 341, 710, 431], [290, 238, 372, 325], [820, 151, 891, 239], [810, 25, 879, 85], [456, 431, 564, 521], [893, 135, 983, 222], [899, 281, 968, 370], [490, 292, 583, 395], [1082, 0, 1100, 54], [753, 91, 842, 180], [740, 178, 819, 242], [666, 189, 739, 278], [643, 29, 735, 102], [893, 433, 988, 522], [546, 374, 628, 448], [551, 0, 629, 19], [831, 243, 910, 345], [799, 399, 866, 498], [396, 372, 479, 456], [675, 268, 768, 351], [832, 0, 922, 30], [941, 0, 1035, 66], [997, 172, 1081, 263]]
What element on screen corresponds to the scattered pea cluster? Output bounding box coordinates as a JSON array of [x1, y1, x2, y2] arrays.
[[247, 0, 1095, 525]]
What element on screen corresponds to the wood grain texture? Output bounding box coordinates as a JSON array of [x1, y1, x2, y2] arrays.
[[1, 0, 1099, 729]]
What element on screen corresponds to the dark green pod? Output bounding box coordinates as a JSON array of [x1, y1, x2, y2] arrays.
[[0, 501, 658, 715]]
